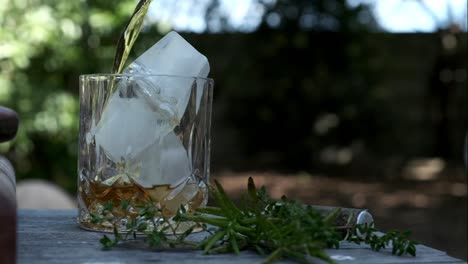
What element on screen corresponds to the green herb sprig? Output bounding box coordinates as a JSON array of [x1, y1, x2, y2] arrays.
[[96, 177, 418, 263], [97, 199, 198, 250], [345, 223, 418, 256]]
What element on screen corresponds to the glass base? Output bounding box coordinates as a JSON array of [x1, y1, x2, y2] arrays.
[[78, 217, 203, 234], [77, 178, 208, 234]]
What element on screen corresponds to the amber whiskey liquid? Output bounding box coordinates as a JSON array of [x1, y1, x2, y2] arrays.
[[78, 175, 207, 233]]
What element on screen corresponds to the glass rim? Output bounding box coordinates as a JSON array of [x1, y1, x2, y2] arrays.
[[80, 73, 213, 82]]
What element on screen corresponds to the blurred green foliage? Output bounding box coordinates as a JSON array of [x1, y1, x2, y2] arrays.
[[0, 0, 143, 192]]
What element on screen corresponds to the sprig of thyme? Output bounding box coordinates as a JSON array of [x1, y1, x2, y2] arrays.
[[97, 177, 418, 263], [96, 199, 199, 250], [345, 223, 418, 256]]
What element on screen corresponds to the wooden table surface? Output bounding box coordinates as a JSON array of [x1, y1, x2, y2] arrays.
[[18, 209, 467, 264]]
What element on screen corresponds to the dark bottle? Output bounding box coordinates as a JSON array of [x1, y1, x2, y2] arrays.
[[0, 106, 18, 264]]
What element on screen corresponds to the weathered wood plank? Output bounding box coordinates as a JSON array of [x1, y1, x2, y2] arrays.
[[18, 209, 467, 264]]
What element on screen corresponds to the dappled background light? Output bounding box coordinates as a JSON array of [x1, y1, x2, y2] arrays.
[[143, 0, 467, 33]]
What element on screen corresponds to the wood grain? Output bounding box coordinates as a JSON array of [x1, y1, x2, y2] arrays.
[[18, 209, 467, 264]]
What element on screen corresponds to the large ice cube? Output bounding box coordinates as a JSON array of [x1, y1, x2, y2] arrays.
[[126, 31, 209, 77], [94, 91, 175, 162], [125, 31, 210, 123], [136, 132, 192, 188], [94, 31, 209, 188]]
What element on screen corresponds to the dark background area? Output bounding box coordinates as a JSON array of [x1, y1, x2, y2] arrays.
[[0, 0, 466, 260]]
